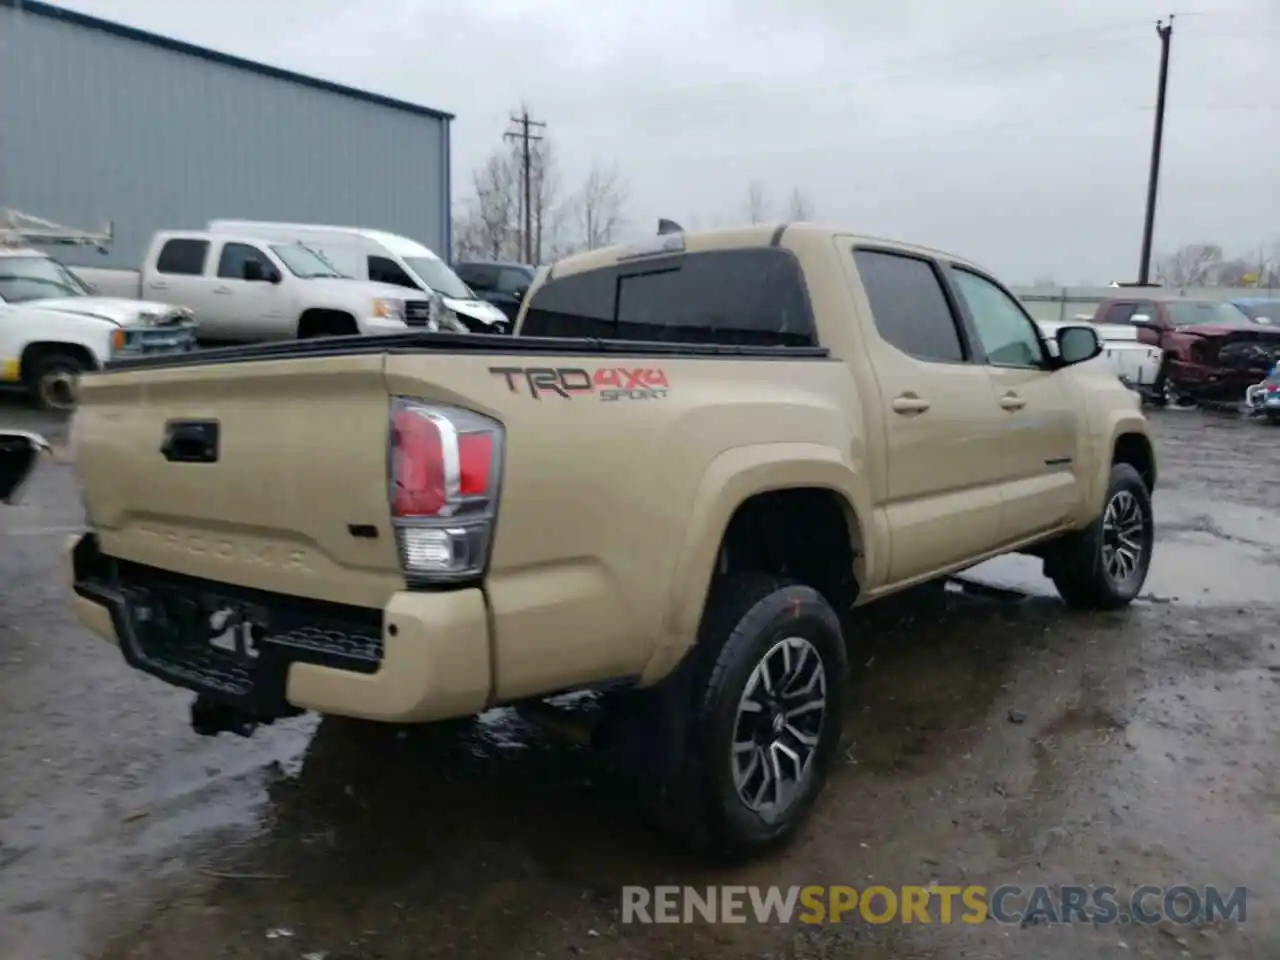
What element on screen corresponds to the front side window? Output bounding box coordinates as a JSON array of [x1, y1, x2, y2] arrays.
[[853, 249, 965, 362], [522, 248, 816, 346], [951, 268, 1045, 368], [217, 243, 271, 280], [0, 255, 91, 303], [369, 256, 417, 289], [404, 257, 471, 298], [1101, 302, 1137, 324]]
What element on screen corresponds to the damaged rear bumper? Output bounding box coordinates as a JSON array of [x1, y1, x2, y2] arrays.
[[67, 533, 492, 725]]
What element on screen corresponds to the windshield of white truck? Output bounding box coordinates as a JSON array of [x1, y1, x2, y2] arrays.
[[404, 257, 472, 299], [0, 255, 92, 303], [269, 243, 346, 279]]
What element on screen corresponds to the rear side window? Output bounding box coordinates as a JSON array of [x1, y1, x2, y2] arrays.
[[853, 249, 964, 362], [522, 249, 816, 346], [155, 239, 209, 276]]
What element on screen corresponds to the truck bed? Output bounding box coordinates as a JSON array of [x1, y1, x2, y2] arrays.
[[72, 265, 142, 299], [77, 332, 833, 611]]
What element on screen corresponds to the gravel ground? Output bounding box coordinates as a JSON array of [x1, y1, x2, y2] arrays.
[[0, 400, 1276, 960]]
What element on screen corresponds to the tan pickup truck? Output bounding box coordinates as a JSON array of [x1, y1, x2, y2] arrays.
[[66, 224, 1156, 860]]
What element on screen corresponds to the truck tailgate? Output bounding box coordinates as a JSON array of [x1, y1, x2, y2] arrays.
[[75, 354, 403, 608]]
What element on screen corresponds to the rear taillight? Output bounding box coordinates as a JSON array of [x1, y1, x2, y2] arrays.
[[388, 398, 503, 583]]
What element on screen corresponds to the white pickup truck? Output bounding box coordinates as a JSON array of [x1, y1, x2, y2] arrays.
[[0, 245, 198, 410], [1038, 316, 1163, 393], [73, 229, 462, 343]]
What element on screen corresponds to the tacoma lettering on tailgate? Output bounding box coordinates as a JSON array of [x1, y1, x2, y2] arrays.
[[489, 366, 669, 401]]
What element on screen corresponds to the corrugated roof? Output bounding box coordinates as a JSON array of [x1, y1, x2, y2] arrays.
[[0, 0, 455, 121]]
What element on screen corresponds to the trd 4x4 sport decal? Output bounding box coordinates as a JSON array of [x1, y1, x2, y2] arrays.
[[489, 366, 670, 401]]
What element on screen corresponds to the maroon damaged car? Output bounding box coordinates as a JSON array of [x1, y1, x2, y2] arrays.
[[1091, 296, 1280, 405]]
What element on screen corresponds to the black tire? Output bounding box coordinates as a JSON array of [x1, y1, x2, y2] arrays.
[[28, 350, 85, 412], [1047, 463, 1154, 610], [626, 573, 848, 862]]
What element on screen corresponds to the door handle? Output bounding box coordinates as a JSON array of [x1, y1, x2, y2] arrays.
[[213, 286, 232, 294], [891, 393, 931, 414], [1000, 392, 1027, 411], [148, 281, 169, 291]]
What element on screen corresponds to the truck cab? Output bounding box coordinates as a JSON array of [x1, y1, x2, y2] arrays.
[[206, 221, 511, 334], [136, 231, 439, 342]]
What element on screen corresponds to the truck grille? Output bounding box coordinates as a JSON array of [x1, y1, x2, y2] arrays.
[[404, 300, 433, 326], [115, 320, 200, 358]]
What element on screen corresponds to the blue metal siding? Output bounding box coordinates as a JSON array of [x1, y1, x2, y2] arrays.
[[0, 1, 451, 269]]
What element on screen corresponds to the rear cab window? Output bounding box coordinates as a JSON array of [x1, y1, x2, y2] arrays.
[[155, 238, 210, 276], [522, 248, 816, 346]]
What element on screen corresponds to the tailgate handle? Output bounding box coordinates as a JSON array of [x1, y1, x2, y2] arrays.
[[161, 420, 219, 463]]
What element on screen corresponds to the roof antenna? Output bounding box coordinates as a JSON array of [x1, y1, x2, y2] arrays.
[[657, 218, 684, 235]]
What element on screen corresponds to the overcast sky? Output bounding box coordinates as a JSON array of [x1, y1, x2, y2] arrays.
[[48, 0, 1280, 283]]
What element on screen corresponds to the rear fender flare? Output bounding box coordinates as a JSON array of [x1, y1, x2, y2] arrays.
[[641, 442, 870, 684]]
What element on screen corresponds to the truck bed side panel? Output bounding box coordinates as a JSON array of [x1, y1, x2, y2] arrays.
[[384, 351, 863, 701]]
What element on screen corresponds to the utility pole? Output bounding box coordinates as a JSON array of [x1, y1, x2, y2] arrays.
[[1137, 15, 1174, 286], [504, 109, 546, 264]]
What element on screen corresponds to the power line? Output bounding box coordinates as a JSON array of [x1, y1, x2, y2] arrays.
[[504, 109, 546, 264]]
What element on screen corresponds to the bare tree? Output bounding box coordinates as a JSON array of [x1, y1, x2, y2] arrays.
[[741, 181, 769, 224], [1154, 243, 1224, 286], [787, 188, 814, 221], [453, 110, 630, 262], [451, 152, 519, 260], [572, 161, 629, 251]]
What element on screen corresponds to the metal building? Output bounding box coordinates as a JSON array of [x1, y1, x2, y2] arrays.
[[0, 0, 453, 269]]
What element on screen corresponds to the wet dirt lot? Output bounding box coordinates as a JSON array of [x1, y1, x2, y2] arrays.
[[1, 401, 1276, 960]]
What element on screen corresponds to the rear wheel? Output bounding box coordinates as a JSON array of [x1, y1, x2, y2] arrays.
[[618, 574, 847, 861], [28, 350, 86, 412], [1047, 464, 1154, 610]]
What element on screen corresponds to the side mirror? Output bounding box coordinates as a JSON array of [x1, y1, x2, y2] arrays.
[[266, 266, 281, 284], [0, 431, 51, 505], [1129, 313, 1159, 330], [1055, 325, 1102, 366], [242, 260, 264, 282]]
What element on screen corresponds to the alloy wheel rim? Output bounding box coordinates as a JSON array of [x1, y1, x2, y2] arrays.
[[1101, 490, 1145, 585], [731, 635, 828, 816]]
